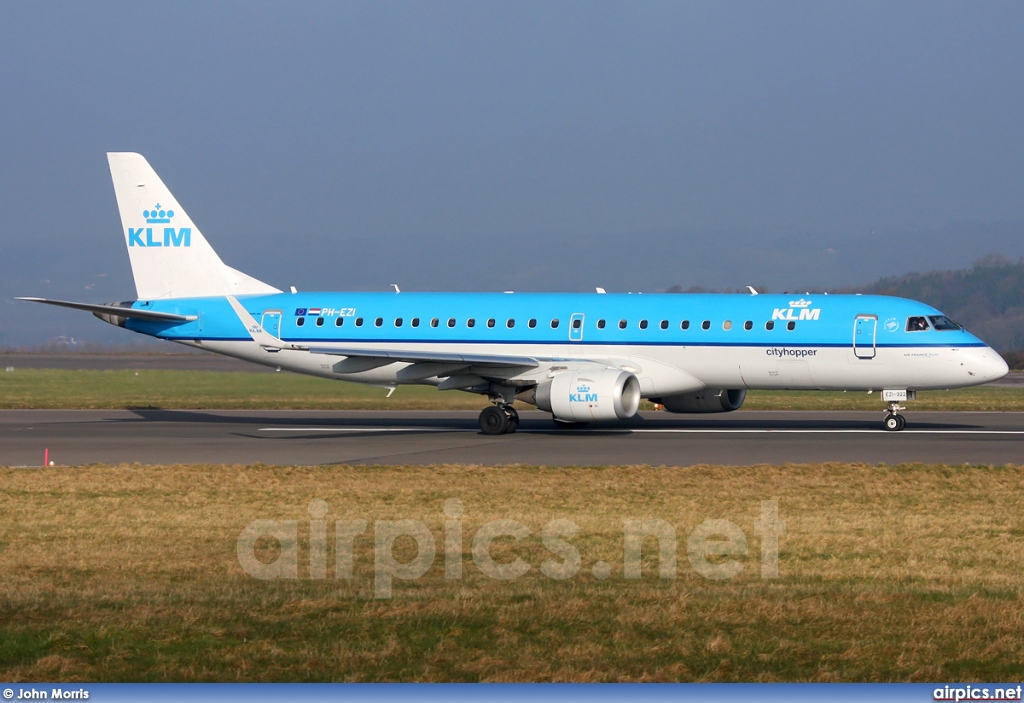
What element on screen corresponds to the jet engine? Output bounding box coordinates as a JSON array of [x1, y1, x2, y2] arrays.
[[523, 368, 641, 422], [652, 389, 746, 413]]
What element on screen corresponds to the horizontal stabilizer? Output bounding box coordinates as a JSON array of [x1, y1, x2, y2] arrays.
[[16, 297, 197, 323]]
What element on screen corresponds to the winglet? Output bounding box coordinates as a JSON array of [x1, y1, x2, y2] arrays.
[[225, 296, 304, 351]]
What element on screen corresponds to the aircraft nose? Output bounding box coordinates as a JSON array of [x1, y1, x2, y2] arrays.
[[971, 348, 1009, 383]]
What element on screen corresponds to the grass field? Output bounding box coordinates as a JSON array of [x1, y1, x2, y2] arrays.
[[1, 462, 1022, 682], [1, 368, 1022, 410]]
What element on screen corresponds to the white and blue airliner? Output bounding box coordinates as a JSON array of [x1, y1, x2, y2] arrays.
[[20, 153, 1009, 434]]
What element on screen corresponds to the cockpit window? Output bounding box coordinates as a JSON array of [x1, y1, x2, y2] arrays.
[[928, 315, 962, 331], [906, 316, 930, 332]]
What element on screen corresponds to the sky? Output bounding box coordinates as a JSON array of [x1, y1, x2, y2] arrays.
[[2, 1, 1023, 346]]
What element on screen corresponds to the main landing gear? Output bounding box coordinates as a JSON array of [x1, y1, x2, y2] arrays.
[[883, 400, 907, 432], [478, 404, 520, 435]]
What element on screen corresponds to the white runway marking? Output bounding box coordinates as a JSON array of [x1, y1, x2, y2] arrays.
[[259, 427, 1024, 435]]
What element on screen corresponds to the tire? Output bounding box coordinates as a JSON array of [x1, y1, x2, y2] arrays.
[[883, 415, 900, 432], [895, 414, 906, 431], [479, 406, 510, 435]]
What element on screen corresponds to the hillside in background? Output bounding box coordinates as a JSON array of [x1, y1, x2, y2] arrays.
[[844, 254, 1024, 354], [668, 254, 1024, 366]]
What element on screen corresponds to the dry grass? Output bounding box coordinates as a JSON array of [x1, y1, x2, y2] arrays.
[[1, 462, 1023, 681]]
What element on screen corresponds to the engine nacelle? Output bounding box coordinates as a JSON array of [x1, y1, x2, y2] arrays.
[[654, 389, 746, 414], [529, 369, 641, 422]]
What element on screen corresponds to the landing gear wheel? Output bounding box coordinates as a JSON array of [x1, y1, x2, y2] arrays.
[[504, 406, 520, 434], [479, 406, 510, 435], [883, 414, 906, 432], [883, 397, 909, 432], [552, 418, 589, 430]]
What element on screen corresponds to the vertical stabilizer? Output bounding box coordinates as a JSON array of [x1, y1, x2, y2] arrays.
[[107, 152, 280, 299]]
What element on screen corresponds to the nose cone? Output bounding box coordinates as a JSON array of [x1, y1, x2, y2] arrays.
[[972, 348, 1009, 384]]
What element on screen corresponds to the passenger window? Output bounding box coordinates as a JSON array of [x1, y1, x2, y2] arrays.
[[765, 320, 774, 331], [681, 320, 690, 330], [296, 317, 305, 327], [722, 320, 732, 331], [487, 318, 495, 328], [551, 319, 559, 329], [447, 318, 456, 328], [430, 318, 439, 328], [597, 319, 606, 329], [375, 317, 383, 327], [507, 319, 515, 328], [335, 317, 344, 327], [744, 320, 752, 330], [355, 317, 363, 327], [660, 320, 668, 330], [528, 319, 537, 329], [467, 318, 475, 328], [316, 317, 324, 327], [906, 316, 929, 332], [787, 321, 796, 331], [411, 318, 419, 328], [395, 318, 403, 327], [618, 320, 627, 329], [572, 318, 582, 329], [639, 320, 648, 330], [929, 315, 962, 331], [701, 320, 710, 330]]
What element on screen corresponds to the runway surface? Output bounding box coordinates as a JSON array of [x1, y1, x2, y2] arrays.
[[2, 409, 1022, 467]]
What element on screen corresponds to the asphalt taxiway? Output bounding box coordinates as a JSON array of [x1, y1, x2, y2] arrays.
[[1, 409, 1021, 467]]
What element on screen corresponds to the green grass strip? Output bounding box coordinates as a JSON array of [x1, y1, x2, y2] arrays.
[[0, 368, 1021, 410]]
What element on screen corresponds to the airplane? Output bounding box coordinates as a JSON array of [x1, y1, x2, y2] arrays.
[[19, 153, 1009, 434]]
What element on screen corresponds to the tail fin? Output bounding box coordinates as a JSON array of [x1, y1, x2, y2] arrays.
[[107, 152, 280, 299]]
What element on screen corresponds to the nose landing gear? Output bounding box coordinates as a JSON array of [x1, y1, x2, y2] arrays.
[[883, 408, 906, 432], [881, 391, 912, 431], [478, 404, 519, 435]]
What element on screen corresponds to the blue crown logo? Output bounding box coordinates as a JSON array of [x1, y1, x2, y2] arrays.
[[577, 385, 591, 393], [143, 204, 175, 224]]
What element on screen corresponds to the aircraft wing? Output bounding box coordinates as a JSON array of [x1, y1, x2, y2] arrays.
[[306, 346, 539, 368], [16, 297, 197, 323]]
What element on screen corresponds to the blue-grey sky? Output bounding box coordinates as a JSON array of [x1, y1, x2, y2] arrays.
[[2, 1, 1023, 346]]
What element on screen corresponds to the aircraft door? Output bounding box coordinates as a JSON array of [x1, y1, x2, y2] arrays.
[[261, 311, 282, 339], [853, 315, 877, 359], [569, 313, 585, 342]]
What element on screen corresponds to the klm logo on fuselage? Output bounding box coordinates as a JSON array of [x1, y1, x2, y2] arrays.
[[772, 298, 821, 321], [569, 384, 598, 403], [128, 204, 191, 247]]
